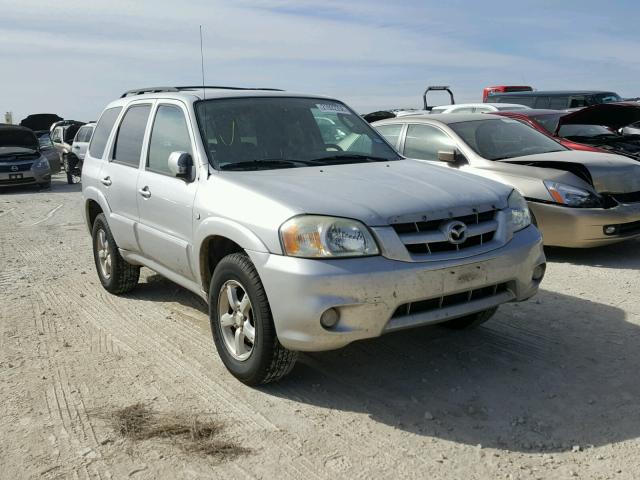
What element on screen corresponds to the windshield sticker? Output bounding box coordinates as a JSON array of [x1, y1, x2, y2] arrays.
[[316, 103, 351, 114]]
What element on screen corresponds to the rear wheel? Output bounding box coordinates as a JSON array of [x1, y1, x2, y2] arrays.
[[442, 307, 498, 329], [209, 253, 297, 385], [92, 213, 140, 294]]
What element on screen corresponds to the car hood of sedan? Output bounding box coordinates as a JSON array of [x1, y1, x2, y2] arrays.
[[220, 159, 510, 226], [557, 102, 640, 131], [500, 150, 640, 194]]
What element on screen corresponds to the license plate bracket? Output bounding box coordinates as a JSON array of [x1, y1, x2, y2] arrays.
[[9, 173, 23, 180], [443, 263, 488, 291]]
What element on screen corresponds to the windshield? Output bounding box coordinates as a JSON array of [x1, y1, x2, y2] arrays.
[[449, 118, 566, 160], [530, 113, 562, 134], [0, 129, 38, 152], [195, 97, 400, 170], [37, 132, 54, 148], [594, 93, 622, 104], [558, 124, 614, 137]]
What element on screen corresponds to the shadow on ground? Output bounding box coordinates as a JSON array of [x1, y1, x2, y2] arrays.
[[126, 268, 640, 454], [545, 237, 640, 269], [263, 289, 639, 453]]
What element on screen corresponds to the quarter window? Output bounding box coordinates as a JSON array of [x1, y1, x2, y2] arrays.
[[403, 124, 456, 161], [89, 107, 122, 159], [375, 124, 403, 149], [112, 105, 151, 167], [147, 105, 193, 175]]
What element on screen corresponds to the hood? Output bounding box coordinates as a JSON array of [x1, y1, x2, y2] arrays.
[[220, 159, 510, 226], [19, 113, 63, 131], [557, 102, 640, 132], [501, 150, 640, 194], [0, 126, 39, 152]]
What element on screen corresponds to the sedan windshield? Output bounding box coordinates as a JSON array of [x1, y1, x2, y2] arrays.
[[195, 97, 400, 170], [449, 118, 566, 160]]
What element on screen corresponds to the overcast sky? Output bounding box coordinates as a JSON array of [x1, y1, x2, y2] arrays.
[[1, 0, 639, 123]]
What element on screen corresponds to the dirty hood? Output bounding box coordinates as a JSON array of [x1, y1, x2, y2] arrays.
[[501, 150, 640, 193], [557, 102, 640, 131], [221, 159, 511, 226]]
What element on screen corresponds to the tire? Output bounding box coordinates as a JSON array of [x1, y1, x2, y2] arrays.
[[442, 307, 498, 330], [91, 213, 140, 294], [209, 253, 297, 385], [38, 181, 51, 190]]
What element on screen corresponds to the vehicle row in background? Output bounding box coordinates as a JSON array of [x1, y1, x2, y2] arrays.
[[373, 113, 640, 248], [486, 90, 622, 110], [493, 102, 640, 161]]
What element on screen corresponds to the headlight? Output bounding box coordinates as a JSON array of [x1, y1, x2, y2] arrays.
[[280, 215, 380, 258], [543, 180, 602, 208], [33, 157, 50, 170], [508, 190, 531, 232]]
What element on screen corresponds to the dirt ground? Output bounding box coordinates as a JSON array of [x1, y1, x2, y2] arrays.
[[1, 174, 639, 480]]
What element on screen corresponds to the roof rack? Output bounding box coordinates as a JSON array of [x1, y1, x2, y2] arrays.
[[120, 86, 284, 98]]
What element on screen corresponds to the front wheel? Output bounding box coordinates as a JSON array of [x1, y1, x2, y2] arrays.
[[209, 253, 297, 385], [442, 307, 498, 329]]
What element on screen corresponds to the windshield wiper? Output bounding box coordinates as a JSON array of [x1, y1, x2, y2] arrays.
[[219, 159, 316, 171], [309, 154, 395, 164]]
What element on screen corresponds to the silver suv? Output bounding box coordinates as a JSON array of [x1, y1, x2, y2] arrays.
[[82, 86, 546, 385]]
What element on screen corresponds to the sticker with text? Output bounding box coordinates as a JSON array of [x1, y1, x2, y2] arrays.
[[316, 103, 351, 114]]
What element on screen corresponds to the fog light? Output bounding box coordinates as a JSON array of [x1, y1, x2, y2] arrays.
[[603, 225, 617, 235], [532, 263, 546, 282], [320, 308, 340, 329]]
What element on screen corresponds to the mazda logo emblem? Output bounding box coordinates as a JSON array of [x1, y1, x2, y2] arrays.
[[442, 220, 467, 245], [10, 165, 18, 172]]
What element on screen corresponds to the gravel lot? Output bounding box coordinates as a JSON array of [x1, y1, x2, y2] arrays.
[[1, 174, 639, 479]]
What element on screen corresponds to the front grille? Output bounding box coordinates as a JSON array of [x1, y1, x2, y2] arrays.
[[609, 191, 640, 204], [391, 209, 499, 258], [0, 163, 32, 172], [0, 177, 35, 185], [391, 282, 510, 319]]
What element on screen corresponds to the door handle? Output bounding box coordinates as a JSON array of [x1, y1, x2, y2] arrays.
[[138, 186, 151, 199], [100, 176, 112, 186]]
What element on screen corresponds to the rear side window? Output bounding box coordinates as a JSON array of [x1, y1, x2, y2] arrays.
[[404, 124, 456, 161], [549, 97, 568, 109], [375, 124, 403, 149], [89, 107, 122, 159], [112, 105, 151, 167], [147, 105, 192, 175], [534, 97, 550, 109]]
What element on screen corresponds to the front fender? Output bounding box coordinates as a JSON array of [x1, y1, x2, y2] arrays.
[[193, 216, 271, 288]]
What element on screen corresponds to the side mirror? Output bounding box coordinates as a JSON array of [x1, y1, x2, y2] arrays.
[[437, 148, 466, 164], [168, 151, 193, 179]]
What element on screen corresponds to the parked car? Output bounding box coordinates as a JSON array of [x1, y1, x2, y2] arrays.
[[430, 103, 530, 114], [51, 120, 85, 164], [373, 114, 640, 248], [494, 103, 640, 161], [0, 124, 52, 188], [64, 123, 95, 184], [19, 113, 63, 173], [82, 86, 545, 385], [490, 109, 606, 152], [487, 90, 623, 110], [34, 131, 62, 173], [482, 85, 533, 102]]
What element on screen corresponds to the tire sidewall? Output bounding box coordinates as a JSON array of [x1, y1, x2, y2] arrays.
[[92, 214, 118, 291], [209, 256, 271, 383]]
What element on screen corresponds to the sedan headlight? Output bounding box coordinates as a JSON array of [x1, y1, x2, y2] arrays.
[[543, 180, 602, 208], [508, 190, 531, 232], [33, 157, 50, 170], [280, 215, 380, 258]]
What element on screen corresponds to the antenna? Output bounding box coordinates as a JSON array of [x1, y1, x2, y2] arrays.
[[199, 25, 206, 101]]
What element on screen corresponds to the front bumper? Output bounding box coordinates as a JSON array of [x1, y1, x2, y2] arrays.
[[248, 225, 544, 352], [0, 162, 50, 187], [531, 201, 640, 248]]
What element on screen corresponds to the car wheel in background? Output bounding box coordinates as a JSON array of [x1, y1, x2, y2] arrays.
[[91, 213, 140, 294], [209, 253, 297, 385]]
